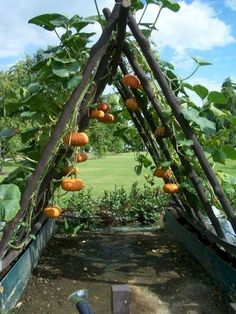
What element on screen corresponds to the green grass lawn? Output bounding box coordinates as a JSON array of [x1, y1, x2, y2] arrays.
[[77, 152, 154, 197], [1, 152, 235, 198]]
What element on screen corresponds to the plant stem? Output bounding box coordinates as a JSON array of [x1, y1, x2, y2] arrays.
[[182, 65, 200, 81], [94, 0, 103, 29], [138, 4, 148, 25]]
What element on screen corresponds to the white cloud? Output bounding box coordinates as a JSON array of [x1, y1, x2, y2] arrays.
[[225, 0, 236, 11], [0, 0, 115, 64], [136, 0, 235, 53]]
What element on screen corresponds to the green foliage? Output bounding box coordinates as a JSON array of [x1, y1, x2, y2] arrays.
[[59, 182, 169, 233], [0, 184, 21, 221]]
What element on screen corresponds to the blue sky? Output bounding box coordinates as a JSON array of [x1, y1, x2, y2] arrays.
[[0, 0, 235, 93]]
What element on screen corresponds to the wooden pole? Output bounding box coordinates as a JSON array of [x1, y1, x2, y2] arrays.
[[109, 0, 131, 82]]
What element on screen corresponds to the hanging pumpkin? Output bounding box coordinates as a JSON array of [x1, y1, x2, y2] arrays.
[[64, 166, 79, 175], [98, 113, 115, 123], [155, 127, 166, 138], [43, 204, 61, 218], [153, 168, 172, 178], [122, 74, 141, 89], [76, 152, 88, 163], [61, 178, 85, 191], [97, 103, 110, 112], [90, 109, 105, 119], [163, 183, 179, 194], [126, 98, 139, 111], [63, 131, 89, 146]]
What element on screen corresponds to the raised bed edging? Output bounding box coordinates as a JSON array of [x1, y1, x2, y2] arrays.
[[0, 218, 55, 313], [165, 210, 236, 301]]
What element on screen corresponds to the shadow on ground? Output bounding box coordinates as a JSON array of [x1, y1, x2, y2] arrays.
[[13, 229, 228, 314]]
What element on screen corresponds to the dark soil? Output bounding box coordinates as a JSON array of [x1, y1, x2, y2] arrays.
[[13, 228, 228, 314]]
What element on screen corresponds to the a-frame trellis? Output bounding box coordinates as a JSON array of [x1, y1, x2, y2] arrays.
[[1, 0, 236, 273]]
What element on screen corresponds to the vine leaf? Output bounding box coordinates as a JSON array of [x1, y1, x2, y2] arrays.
[[0, 184, 21, 222], [208, 91, 227, 104], [29, 13, 69, 31], [161, 0, 180, 12], [212, 149, 226, 164], [222, 145, 236, 160], [193, 84, 208, 99]]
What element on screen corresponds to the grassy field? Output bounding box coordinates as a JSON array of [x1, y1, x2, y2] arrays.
[[1, 152, 235, 197], [76, 152, 154, 196]]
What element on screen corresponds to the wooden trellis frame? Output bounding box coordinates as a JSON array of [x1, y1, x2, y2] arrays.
[[1, 0, 236, 273]]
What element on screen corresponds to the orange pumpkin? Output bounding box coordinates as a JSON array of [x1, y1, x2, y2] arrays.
[[98, 113, 115, 123], [153, 168, 172, 178], [64, 166, 79, 175], [63, 132, 89, 146], [90, 109, 105, 119], [61, 178, 85, 191], [155, 127, 166, 138], [126, 98, 139, 111], [122, 74, 141, 89], [163, 183, 179, 194], [97, 103, 110, 112], [43, 204, 61, 218], [76, 152, 88, 163]]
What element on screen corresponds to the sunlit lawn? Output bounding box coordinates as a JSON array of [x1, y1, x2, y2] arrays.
[[1, 153, 235, 197]]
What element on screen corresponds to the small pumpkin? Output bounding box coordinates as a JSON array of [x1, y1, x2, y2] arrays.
[[61, 178, 85, 191], [153, 168, 172, 178], [98, 113, 115, 123], [43, 204, 61, 218], [63, 132, 89, 146], [155, 127, 166, 138], [97, 103, 110, 112], [122, 74, 141, 89], [163, 183, 179, 194], [126, 98, 139, 111], [90, 109, 105, 119], [64, 166, 79, 175], [76, 152, 88, 163]]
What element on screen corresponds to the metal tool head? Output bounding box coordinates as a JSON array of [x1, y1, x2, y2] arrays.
[[68, 289, 88, 304]]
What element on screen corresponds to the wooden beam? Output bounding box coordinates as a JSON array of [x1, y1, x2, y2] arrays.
[[109, 0, 131, 83], [112, 284, 130, 314]]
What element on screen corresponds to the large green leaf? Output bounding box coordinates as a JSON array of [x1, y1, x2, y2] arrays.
[[182, 108, 199, 121], [0, 184, 21, 222], [222, 145, 236, 160], [0, 128, 18, 139], [208, 91, 227, 104], [51, 59, 80, 78], [28, 13, 68, 31], [67, 75, 83, 90], [195, 116, 216, 134], [193, 84, 208, 99], [162, 0, 180, 12], [69, 15, 95, 32], [212, 148, 226, 164]]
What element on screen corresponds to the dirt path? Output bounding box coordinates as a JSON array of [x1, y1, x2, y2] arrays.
[[13, 229, 227, 314]]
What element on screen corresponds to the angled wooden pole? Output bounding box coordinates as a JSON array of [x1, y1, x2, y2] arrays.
[[109, 0, 131, 82]]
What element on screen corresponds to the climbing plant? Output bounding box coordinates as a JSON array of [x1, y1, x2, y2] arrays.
[[1, 0, 236, 271]]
